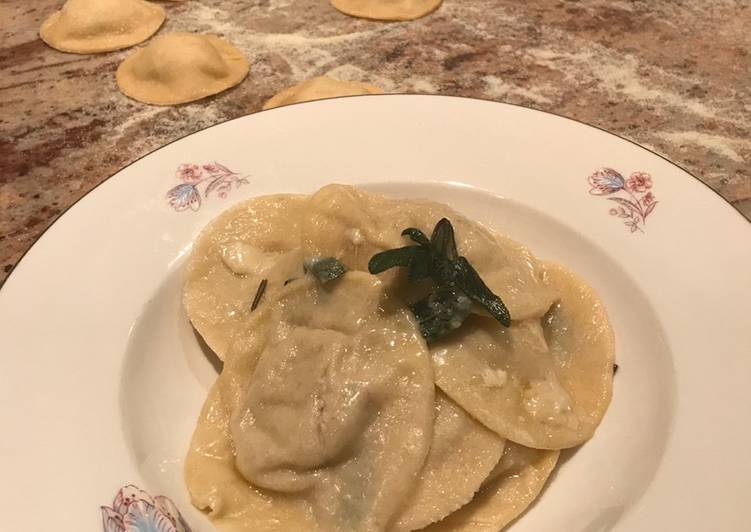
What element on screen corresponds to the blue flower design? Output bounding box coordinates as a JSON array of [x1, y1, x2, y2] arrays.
[[166, 162, 249, 212], [166, 183, 201, 212], [587, 168, 625, 195], [101, 485, 192, 532], [587, 168, 659, 233]]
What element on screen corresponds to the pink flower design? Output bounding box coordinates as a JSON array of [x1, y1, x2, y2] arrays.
[[176, 164, 203, 184], [101, 485, 192, 532], [588, 169, 658, 233], [201, 162, 234, 176], [625, 171, 652, 193], [588, 168, 625, 195], [202, 163, 222, 175], [166, 162, 249, 212]]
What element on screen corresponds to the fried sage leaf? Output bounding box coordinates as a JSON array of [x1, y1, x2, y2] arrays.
[[410, 287, 473, 342], [304, 256, 348, 283], [430, 218, 458, 261], [369, 218, 510, 341], [369, 246, 432, 282], [452, 257, 511, 326], [401, 227, 431, 247]]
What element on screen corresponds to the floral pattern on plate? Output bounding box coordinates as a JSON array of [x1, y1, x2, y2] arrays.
[[101, 485, 192, 532], [588, 168, 658, 233], [166, 162, 249, 212]]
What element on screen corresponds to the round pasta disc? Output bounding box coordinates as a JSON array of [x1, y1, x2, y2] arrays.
[[197, 273, 435, 531], [183, 194, 306, 360], [40, 0, 165, 54], [431, 261, 615, 449], [185, 383, 316, 532], [330, 0, 442, 21], [263, 76, 383, 110], [392, 391, 505, 531], [116, 33, 249, 105], [302, 184, 557, 321], [424, 442, 559, 532]]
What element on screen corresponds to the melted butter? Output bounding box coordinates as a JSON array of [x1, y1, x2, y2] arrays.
[[345, 227, 364, 246], [521, 378, 573, 424], [481, 367, 508, 388], [220, 241, 278, 275]]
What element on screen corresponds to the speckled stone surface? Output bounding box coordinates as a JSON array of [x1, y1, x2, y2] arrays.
[[1, 0, 749, 282]]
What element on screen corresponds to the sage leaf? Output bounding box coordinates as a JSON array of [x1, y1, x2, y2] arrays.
[[452, 257, 511, 326], [368, 246, 428, 274], [368, 218, 511, 342], [304, 257, 347, 283], [430, 218, 458, 261], [401, 227, 431, 247], [409, 287, 472, 342], [407, 249, 433, 282]]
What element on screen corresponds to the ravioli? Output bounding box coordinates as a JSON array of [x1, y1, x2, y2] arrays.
[[424, 442, 559, 532], [262, 76, 383, 110], [116, 32, 249, 105], [183, 195, 306, 360], [540, 262, 616, 438], [330, 0, 442, 21], [185, 186, 616, 531], [185, 384, 317, 532], [206, 272, 435, 531], [431, 263, 614, 449], [40, 0, 165, 54], [301, 184, 556, 321], [392, 391, 505, 531]]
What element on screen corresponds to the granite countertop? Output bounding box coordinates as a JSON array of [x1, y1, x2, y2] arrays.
[[1, 0, 749, 283]]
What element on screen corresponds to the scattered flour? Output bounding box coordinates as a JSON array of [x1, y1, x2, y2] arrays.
[[655, 131, 748, 163], [482, 75, 552, 105]]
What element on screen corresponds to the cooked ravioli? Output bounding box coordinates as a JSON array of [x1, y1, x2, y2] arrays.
[[183, 194, 306, 360], [330, 0, 442, 21], [40, 0, 165, 54], [263, 76, 383, 110], [431, 263, 614, 449], [392, 391, 504, 531], [185, 384, 317, 532], [540, 262, 616, 437], [301, 185, 556, 321], [116, 32, 249, 105], [424, 442, 559, 532], [185, 186, 616, 531], [219, 273, 434, 531]]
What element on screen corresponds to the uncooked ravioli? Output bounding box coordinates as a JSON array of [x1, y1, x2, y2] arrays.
[[301, 184, 556, 320], [183, 194, 306, 360], [262, 76, 383, 110], [330, 0, 442, 21], [431, 262, 614, 449], [40, 0, 165, 54], [116, 32, 249, 105], [392, 391, 505, 531], [424, 442, 559, 532], [221, 273, 435, 531]]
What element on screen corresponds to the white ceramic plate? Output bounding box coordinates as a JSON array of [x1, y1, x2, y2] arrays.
[[1, 95, 749, 532]]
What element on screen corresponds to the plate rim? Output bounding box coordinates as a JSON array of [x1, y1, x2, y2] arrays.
[[2, 94, 750, 531], [2, 93, 748, 293]]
